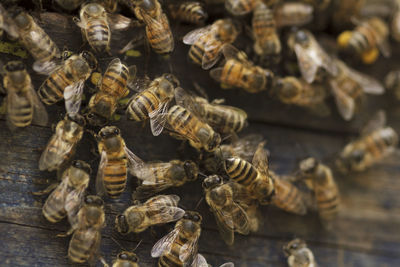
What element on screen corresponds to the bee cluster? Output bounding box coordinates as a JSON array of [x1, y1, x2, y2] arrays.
[[0, 0, 399, 266]]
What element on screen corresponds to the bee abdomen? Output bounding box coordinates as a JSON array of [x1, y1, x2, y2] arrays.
[[225, 158, 257, 186], [316, 193, 339, 220], [147, 15, 174, 54], [127, 91, 159, 121], [8, 98, 33, 127], [23, 28, 59, 61], [43, 198, 66, 223], [168, 105, 193, 132], [188, 42, 205, 66], [39, 72, 70, 105], [104, 159, 127, 197], [348, 31, 370, 53], [101, 64, 129, 97], [68, 230, 98, 263], [170, 2, 207, 24], [86, 19, 110, 52]]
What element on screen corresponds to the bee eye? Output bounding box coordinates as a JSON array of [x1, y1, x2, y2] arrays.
[[291, 243, 298, 249], [114, 128, 120, 135], [215, 176, 221, 183], [192, 214, 200, 222], [183, 213, 190, 219], [84, 196, 93, 204], [72, 161, 81, 168], [352, 150, 364, 163], [118, 253, 128, 260], [100, 131, 107, 138]]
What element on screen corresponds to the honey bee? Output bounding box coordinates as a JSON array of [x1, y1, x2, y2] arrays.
[[210, 44, 274, 93], [283, 239, 317, 267], [174, 87, 248, 135], [132, 159, 198, 200], [202, 175, 254, 245], [298, 157, 339, 226], [53, 0, 85, 11], [274, 76, 330, 116], [287, 29, 337, 83], [1, 61, 48, 130], [67, 195, 105, 265], [337, 17, 391, 64], [39, 113, 85, 172], [225, 0, 265, 16], [274, 2, 313, 28], [196, 254, 235, 267], [164, 104, 222, 152], [129, 0, 174, 54], [112, 251, 140, 267], [183, 19, 240, 70], [41, 160, 91, 224], [0, 3, 18, 39], [336, 111, 399, 173], [151, 211, 203, 267], [126, 73, 179, 136], [252, 2, 281, 58], [115, 194, 185, 234], [38, 51, 98, 115], [86, 58, 137, 126], [384, 70, 400, 100], [168, 1, 208, 25], [74, 3, 133, 54], [9, 8, 60, 73], [96, 126, 143, 198], [224, 141, 274, 205], [328, 59, 384, 121]]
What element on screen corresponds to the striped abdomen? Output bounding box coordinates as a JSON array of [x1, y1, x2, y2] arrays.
[[42, 188, 68, 223], [146, 14, 174, 54], [127, 90, 160, 121], [253, 7, 275, 40], [272, 177, 307, 215], [204, 105, 246, 133], [101, 62, 129, 98], [224, 157, 258, 187], [315, 169, 340, 222], [170, 2, 207, 24], [188, 36, 221, 67], [365, 127, 399, 159], [86, 19, 110, 53], [22, 26, 60, 62], [38, 69, 72, 105], [220, 59, 244, 87], [158, 235, 187, 267], [103, 156, 128, 198], [8, 93, 33, 127], [68, 229, 100, 263], [348, 26, 374, 54]]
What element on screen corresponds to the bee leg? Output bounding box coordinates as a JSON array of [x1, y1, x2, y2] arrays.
[[99, 257, 109, 267], [31, 182, 59, 196], [56, 228, 74, 237]]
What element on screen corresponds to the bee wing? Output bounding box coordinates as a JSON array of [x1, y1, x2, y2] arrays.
[[28, 84, 48, 127], [202, 40, 223, 70], [151, 226, 181, 258], [133, 184, 171, 199], [361, 110, 386, 136], [33, 60, 60, 75], [221, 44, 251, 66], [128, 76, 152, 93], [39, 133, 72, 171], [294, 44, 319, 84], [134, 162, 172, 182], [213, 207, 235, 245], [183, 26, 212, 45], [0, 4, 19, 39], [141, 12, 165, 32], [232, 134, 265, 161], [179, 230, 200, 265], [149, 99, 170, 136], [252, 141, 269, 176], [329, 79, 355, 121], [147, 205, 185, 224], [174, 87, 204, 117], [108, 13, 133, 30], [192, 253, 208, 267], [220, 262, 235, 267], [64, 80, 85, 115], [65, 184, 86, 229], [124, 146, 145, 175], [95, 150, 108, 197], [209, 67, 224, 83]]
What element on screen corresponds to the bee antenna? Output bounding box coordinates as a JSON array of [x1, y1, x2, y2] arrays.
[[111, 235, 127, 251], [132, 239, 143, 251], [194, 197, 204, 210], [198, 172, 207, 178], [221, 134, 232, 142]]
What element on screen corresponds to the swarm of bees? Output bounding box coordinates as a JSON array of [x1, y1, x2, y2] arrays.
[[1, 0, 399, 266]]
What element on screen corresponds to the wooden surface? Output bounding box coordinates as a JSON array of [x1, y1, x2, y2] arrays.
[[1, 4, 400, 267]]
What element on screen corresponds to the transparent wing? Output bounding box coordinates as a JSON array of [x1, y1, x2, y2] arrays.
[[174, 87, 204, 117], [179, 230, 200, 264], [128, 76, 152, 93], [209, 67, 223, 83], [64, 80, 85, 115], [141, 12, 165, 32], [214, 207, 235, 245], [95, 150, 108, 197], [29, 84, 48, 126], [134, 162, 172, 182], [221, 44, 251, 66], [151, 226, 181, 258], [108, 13, 133, 30], [294, 44, 319, 84], [146, 206, 185, 224], [202, 40, 223, 70], [330, 79, 355, 121], [105, 58, 122, 76], [126, 65, 137, 89], [252, 141, 269, 177], [124, 146, 145, 175], [232, 134, 265, 161], [0, 4, 19, 39], [65, 185, 86, 229], [361, 110, 386, 136], [33, 60, 59, 75], [192, 254, 208, 267], [133, 183, 171, 199], [220, 262, 235, 267], [183, 26, 212, 45], [149, 99, 170, 136], [39, 134, 74, 171]]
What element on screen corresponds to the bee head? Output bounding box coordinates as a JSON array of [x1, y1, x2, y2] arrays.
[[138, 0, 156, 11], [276, 78, 298, 100], [162, 73, 180, 88], [67, 113, 86, 127], [72, 160, 92, 175], [299, 157, 319, 175], [202, 175, 222, 190], [98, 126, 120, 139], [84, 195, 104, 207], [81, 50, 98, 70], [84, 3, 105, 16], [118, 251, 139, 263], [86, 112, 108, 127], [5, 61, 25, 72], [10, 8, 31, 29], [182, 211, 202, 223], [115, 214, 130, 234], [183, 160, 199, 181], [283, 238, 306, 256]]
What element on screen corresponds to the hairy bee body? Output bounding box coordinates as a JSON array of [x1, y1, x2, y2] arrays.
[[274, 3, 313, 28], [384, 70, 400, 100], [276, 77, 324, 106], [225, 0, 258, 15], [167, 105, 221, 151], [169, 1, 207, 25], [39, 114, 85, 171], [284, 239, 316, 267], [112, 251, 140, 267], [188, 35, 222, 67]]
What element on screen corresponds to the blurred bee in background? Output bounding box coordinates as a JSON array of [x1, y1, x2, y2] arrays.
[[100, 0, 119, 13], [9, 8, 60, 73], [132, 159, 198, 200], [337, 17, 391, 64], [336, 111, 399, 173], [115, 194, 185, 234], [390, 0, 400, 42], [128, 0, 174, 54], [384, 69, 400, 100], [225, 0, 278, 16], [302, 0, 331, 10], [112, 251, 140, 267], [274, 2, 313, 28], [168, 1, 208, 25], [96, 126, 143, 198], [183, 19, 240, 70], [151, 211, 203, 266], [74, 2, 133, 54], [287, 29, 337, 84], [1, 61, 48, 130], [274, 76, 330, 116], [0, 3, 18, 39], [53, 0, 85, 12], [298, 157, 340, 227], [332, 0, 365, 31], [126, 73, 179, 136], [328, 59, 384, 121], [67, 195, 106, 265], [39, 113, 85, 173], [224, 141, 274, 205], [38, 51, 98, 115], [202, 175, 254, 245], [174, 87, 248, 135], [283, 238, 317, 267], [210, 44, 274, 93], [86, 58, 137, 126], [38, 160, 91, 225]]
